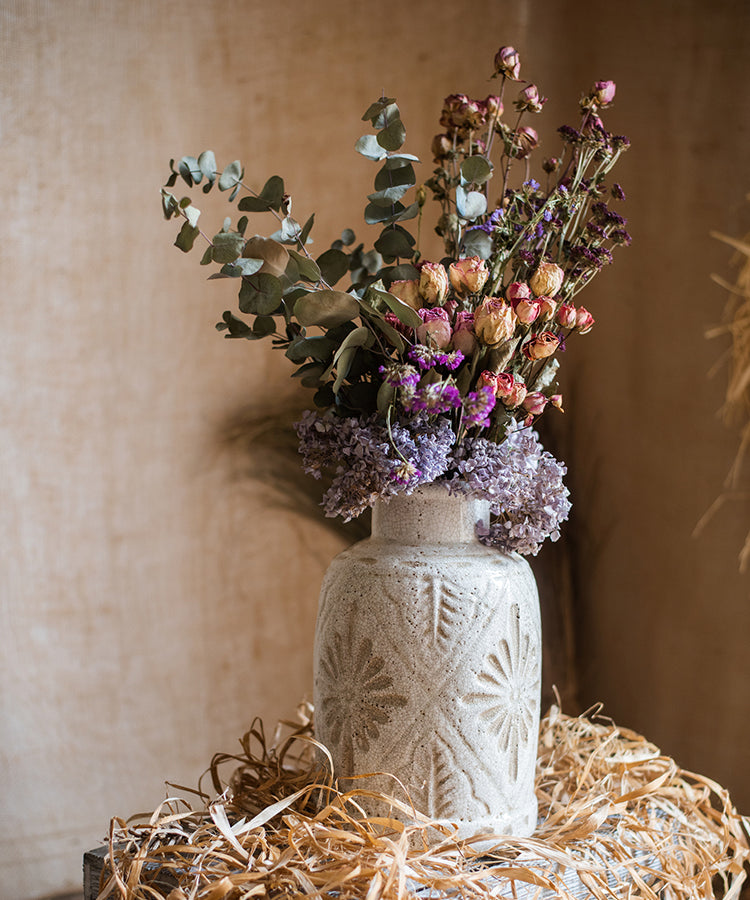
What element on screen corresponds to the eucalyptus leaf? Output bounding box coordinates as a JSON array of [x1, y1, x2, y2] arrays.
[[364, 200, 407, 225], [367, 286, 422, 329], [289, 249, 321, 283], [341, 228, 355, 246], [294, 290, 359, 327], [385, 263, 420, 283], [373, 103, 400, 130], [367, 184, 411, 206], [174, 220, 200, 253], [374, 227, 414, 259], [217, 310, 252, 337], [313, 384, 335, 408], [238, 195, 273, 212], [462, 228, 493, 260], [316, 248, 349, 286], [460, 155, 493, 185], [285, 335, 337, 363], [259, 175, 285, 211], [218, 160, 243, 191], [198, 150, 217, 184], [395, 201, 420, 222], [222, 257, 264, 277], [238, 273, 283, 315], [361, 97, 397, 122], [377, 118, 406, 152], [456, 185, 487, 220], [237, 215, 248, 236], [371, 315, 406, 354], [384, 153, 420, 169], [200, 246, 213, 266], [160, 189, 180, 220], [376, 379, 397, 414], [374, 163, 415, 192], [355, 134, 387, 161], [252, 315, 276, 337], [299, 213, 315, 246], [211, 231, 245, 264], [178, 156, 202, 186]]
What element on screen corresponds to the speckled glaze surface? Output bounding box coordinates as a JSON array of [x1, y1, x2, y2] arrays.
[[313, 484, 541, 840]]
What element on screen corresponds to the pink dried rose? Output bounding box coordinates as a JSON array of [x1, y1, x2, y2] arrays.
[[494, 46, 521, 81], [530, 261, 564, 298], [556, 302, 578, 329], [478, 370, 499, 392], [514, 297, 541, 325], [550, 394, 564, 411], [474, 297, 517, 345], [417, 307, 452, 349], [493, 372, 516, 399], [592, 80, 616, 107], [452, 311, 477, 356], [504, 379, 527, 409], [515, 83, 547, 114], [449, 256, 489, 296], [484, 94, 504, 120], [522, 331, 560, 360], [418, 262, 449, 306], [514, 125, 539, 158], [431, 133, 453, 162], [388, 278, 421, 310], [522, 391, 548, 416], [575, 306, 595, 333], [538, 296, 558, 320], [506, 281, 531, 304]]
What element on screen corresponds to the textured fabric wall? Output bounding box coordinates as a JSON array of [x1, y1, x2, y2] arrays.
[[1, 1, 748, 896]]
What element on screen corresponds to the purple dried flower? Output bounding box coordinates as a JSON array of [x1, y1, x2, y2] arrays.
[[611, 228, 632, 246], [611, 182, 626, 201], [462, 386, 496, 427], [403, 381, 462, 415], [408, 345, 464, 372], [379, 363, 421, 388]]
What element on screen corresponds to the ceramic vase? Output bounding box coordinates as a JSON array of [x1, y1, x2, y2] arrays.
[[312, 484, 541, 839]]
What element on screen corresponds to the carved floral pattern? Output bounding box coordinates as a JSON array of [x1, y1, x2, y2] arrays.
[[464, 602, 540, 781]]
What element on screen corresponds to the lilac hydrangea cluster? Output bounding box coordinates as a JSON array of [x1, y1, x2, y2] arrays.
[[297, 411, 570, 553], [295, 410, 455, 521], [442, 421, 571, 555]]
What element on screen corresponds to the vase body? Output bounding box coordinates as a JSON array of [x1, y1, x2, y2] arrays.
[[313, 485, 541, 839]]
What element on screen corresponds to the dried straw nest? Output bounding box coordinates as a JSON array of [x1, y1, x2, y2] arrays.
[[99, 705, 748, 899], [698, 216, 750, 571]]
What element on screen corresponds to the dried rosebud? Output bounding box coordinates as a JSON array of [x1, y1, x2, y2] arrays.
[[484, 94, 504, 119], [592, 80, 616, 107], [460, 97, 486, 130], [515, 83, 547, 114], [384, 311, 411, 338], [494, 46, 521, 81], [478, 370, 499, 392], [522, 332, 560, 360], [556, 302, 578, 329], [431, 133, 453, 162], [388, 279, 421, 310], [503, 378, 527, 409], [522, 391, 548, 416], [514, 297, 541, 325], [550, 394, 564, 412], [542, 156, 561, 174], [538, 296, 558, 320], [474, 297, 517, 346], [530, 261, 564, 298], [506, 281, 531, 304], [417, 307, 452, 349], [514, 125, 539, 158], [449, 256, 489, 296], [452, 312, 477, 357], [440, 93, 470, 130], [418, 262, 449, 306], [575, 306, 595, 334]]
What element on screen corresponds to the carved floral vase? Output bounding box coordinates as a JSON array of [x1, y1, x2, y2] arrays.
[[313, 483, 541, 839]]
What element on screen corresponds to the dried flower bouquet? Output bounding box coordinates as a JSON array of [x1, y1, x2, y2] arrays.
[[162, 46, 630, 554]]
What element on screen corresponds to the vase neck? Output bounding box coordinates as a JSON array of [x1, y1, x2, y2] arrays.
[[370, 485, 488, 545]]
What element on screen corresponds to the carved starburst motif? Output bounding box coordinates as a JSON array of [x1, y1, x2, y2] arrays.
[[317, 621, 407, 775], [464, 603, 539, 781]]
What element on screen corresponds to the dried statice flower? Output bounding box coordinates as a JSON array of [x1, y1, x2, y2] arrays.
[[402, 381, 462, 415], [462, 386, 496, 427], [408, 345, 464, 371]]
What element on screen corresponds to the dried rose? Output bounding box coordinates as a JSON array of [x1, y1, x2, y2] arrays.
[[506, 281, 531, 304], [478, 370, 499, 392], [522, 331, 560, 360], [538, 296, 558, 320], [388, 279, 421, 310], [592, 80, 616, 107], [550, 394, 564, 411], [530, 261, 564, 298], [418, 262, 449, 306], [515, 83, 547, 114], [483, 95, 504, 120], [431, 133, 453, 162], [575, 306, 595, 334], [452, 311, 477, 356], [449, 256, 489, 296], [522, 391, 548, 416], [556, 302, 578, 329], [494, 46, 521, 81], [504, 379, 527, 409], [417, 307, 452, 349], [514, 125, 539, 158], [514, 297, 541, 325], [474, 297, 517, 345]]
